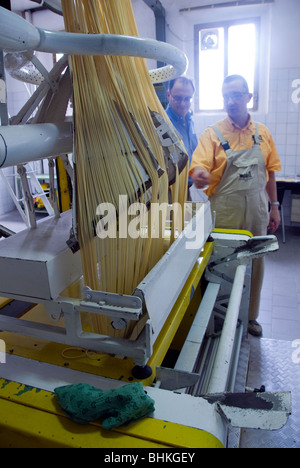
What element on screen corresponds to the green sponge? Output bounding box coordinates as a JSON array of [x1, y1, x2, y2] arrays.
[[54, 382, 155, 430]]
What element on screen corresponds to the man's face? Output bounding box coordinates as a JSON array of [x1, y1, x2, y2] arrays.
[[167, 80, 194, 118], [222, 79, 252, 121]]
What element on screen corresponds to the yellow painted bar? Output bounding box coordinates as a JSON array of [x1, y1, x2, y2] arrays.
[[0, 298, 12, 308], [144, 240, 214, 385], [0, 379, 224, 448], [56, 156, 72, 213], [213, 228, 253, 238]]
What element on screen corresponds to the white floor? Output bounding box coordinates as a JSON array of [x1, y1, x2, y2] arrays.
[[259, 226, 300, 341], [240, 337, 300, 448]]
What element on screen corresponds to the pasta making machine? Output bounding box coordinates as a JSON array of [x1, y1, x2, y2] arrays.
[[0, 6, 291, 449]]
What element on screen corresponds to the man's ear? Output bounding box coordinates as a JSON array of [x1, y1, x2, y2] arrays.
[[247, 93, 253, 103]]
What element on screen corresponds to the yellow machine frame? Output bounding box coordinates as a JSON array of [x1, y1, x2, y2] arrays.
[[0, 239, 224, 448]]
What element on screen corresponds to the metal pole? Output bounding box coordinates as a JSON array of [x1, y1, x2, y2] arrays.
[[0, 122, 73, 168], [207, 264, 247, 394], [0, 50, 8, 126]]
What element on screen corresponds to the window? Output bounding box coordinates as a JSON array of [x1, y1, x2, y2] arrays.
[[194, 18, 260, 112]]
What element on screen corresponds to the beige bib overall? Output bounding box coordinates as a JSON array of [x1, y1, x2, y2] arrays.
[[210, 124, 269, 321]]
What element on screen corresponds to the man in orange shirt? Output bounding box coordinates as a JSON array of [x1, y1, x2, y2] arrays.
[[190, 75, 282, 337]]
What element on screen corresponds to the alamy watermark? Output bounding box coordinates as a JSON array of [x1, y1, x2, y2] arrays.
[[0, 339, 5, 364], [291, 79, 300, 104], [292, 339, 300, 364], [95, 195, 205, 250]]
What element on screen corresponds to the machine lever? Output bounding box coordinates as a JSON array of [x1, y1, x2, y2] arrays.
[[202, 391, 291, 431], [209, 235, 279, 273]]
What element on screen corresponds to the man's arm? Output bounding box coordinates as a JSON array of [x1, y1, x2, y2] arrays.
[[191, 166, 211, 189], [266, 171, 281, 233]]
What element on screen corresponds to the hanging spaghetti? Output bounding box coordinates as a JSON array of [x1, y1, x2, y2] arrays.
[[62, 0, 188, 337]]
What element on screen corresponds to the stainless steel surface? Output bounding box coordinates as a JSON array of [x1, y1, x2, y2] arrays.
[[0, 210, 81, 300], [174, 282, 220, 373], [207, 264, 247, 394], [0, 123, 73, 168], [134, 203, 214, 342], [240, 337, 300, 448]]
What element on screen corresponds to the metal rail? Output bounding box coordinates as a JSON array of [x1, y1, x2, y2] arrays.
[[207, 264, 247, 394]]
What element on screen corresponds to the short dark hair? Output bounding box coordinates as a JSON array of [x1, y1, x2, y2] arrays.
[[168, 76, 195, 93], [222, 74, 249, 93]]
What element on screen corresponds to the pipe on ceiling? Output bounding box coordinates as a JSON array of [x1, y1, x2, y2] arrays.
[[179, 0, 275, 13]]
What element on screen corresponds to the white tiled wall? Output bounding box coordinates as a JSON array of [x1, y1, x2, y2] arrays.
[[194, 67, 300, 227], [254, 67, 300, 228], [267, 67, 300, 178], [194, 67, 300, 178]]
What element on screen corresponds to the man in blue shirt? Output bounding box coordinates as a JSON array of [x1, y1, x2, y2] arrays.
[[166, 77, 207, 201]]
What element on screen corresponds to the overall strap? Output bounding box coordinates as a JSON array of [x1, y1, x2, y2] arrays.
[[210, 125, 231, 155], [211, 123, 260, 150], [252, 123, 260, 145]]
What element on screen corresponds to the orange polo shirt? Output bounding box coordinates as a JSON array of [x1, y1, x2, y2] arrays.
[[189, 116, 282, 197]]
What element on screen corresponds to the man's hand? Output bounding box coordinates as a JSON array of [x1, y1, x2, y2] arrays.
[[266, 172, 281, 233], [191, 166, 211, 189], [268, 206, 281, 233]]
